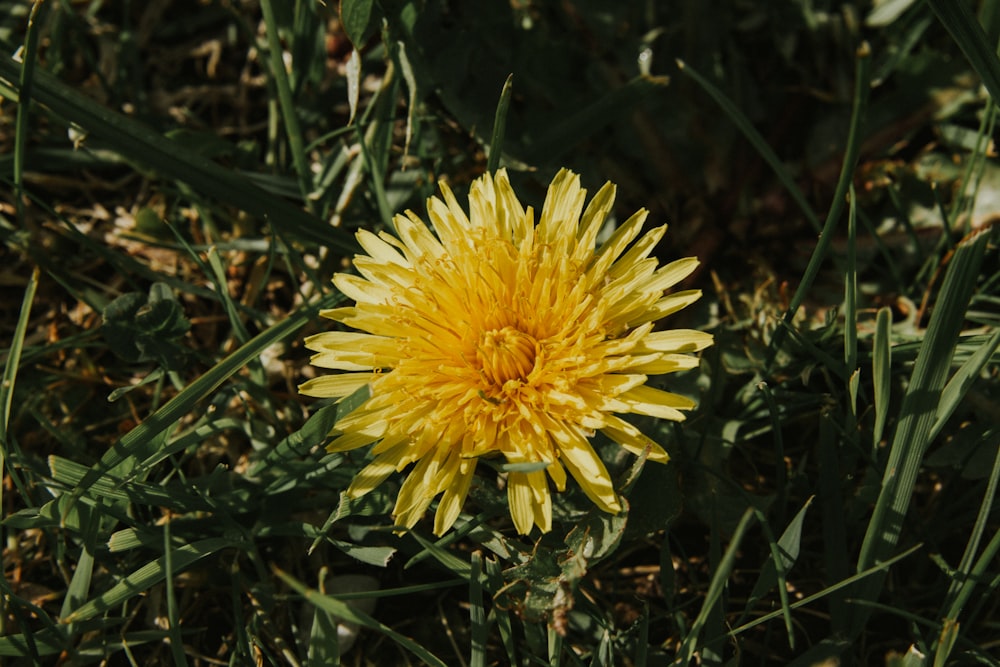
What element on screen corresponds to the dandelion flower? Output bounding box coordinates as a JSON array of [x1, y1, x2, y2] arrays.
[[300, 169, 712, 535]]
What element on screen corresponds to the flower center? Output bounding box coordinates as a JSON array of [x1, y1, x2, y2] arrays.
[[478, 326, 538, 386]]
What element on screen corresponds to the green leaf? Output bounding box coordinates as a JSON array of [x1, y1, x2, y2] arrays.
[[340, 0, 377, 48], [329, 538, 396, 567], [307, 601, 341, 666], [746, 498, 812, 606], [494, 502, 628, 626], [0, 630, 66, 658], [101, 283, 191, 370]]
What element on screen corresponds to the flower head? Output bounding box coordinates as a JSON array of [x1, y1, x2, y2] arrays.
[[300, 169, 712, 535]]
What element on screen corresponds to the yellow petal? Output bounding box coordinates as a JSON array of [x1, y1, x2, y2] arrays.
[[305, 332, 400, 371], [393, 451, 444, 528], [590, 374, 648, 396], [574, 181, 616, 262], [354, 257, 418, 292], [437, 180, 473, 233], [600, 416, 670, 463], [620, 385, 696, 421], [320, 305, 409, 337], [527, 469, 552, 533], [493, 169, 531, 242], [608, 290, 701, 327], [537, 169, 586, 252], [603, 258, 660, 303], [298, 373, 376, 399], [634, 330, 714, 354], [396, 212, 446, 261], [552, 427, 621, 513], [326, 429, 382, 453], [347, 444, 408, 498], [546, 458, 567, 491], [507, 471, 536, 535], [589, 209, 648, 277], [622, 353, 701, 374], [427, 196, 468, 249], [653, 289, 703, 317], [319, 306, 353, 323], [333, 272, 393, 305], [356, 228, 409, 267], [607, 224, 666, 279], [434, 457, 476, 536], [642, 257, 699, 294]]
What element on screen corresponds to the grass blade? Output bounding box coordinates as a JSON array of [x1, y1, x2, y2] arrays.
[[275, 567, 449, 667], [844, 186, 859, 382], [744, 500, 813, 649], [163, 519, 190, 667], [929, 0, 1000, 106], [485, 557, 517, 666], [66, 292, 337, 511], [928, 327, 1000, 443], [64, 538, 235, 624], [676, 58, 821, 233], [767, 43, 872, 365], [851, 227, 991, 637], [259, 0, 314, 211], [757, 382, 787, 527], [395, 39, 419, 158], [0, 266, 37, 461], [0, 264, 39, 561], [406, 530, 473, 579], [469, 552, 487, 667], [722, 542, 923, 641], [0, 55, 353, 252], [12, 0, 45, 224], [487, 74, 513, 175], [675, 507, 754, 664], [872, 306, 893, 449], [939, 433, 1000, 621], [934, 518, 1000, 667]]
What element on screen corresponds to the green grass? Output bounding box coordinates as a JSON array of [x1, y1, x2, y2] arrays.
[[1, 1, 998, 665]]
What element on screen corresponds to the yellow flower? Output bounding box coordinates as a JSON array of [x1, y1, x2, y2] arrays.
[[300, 169, 712, 535]]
